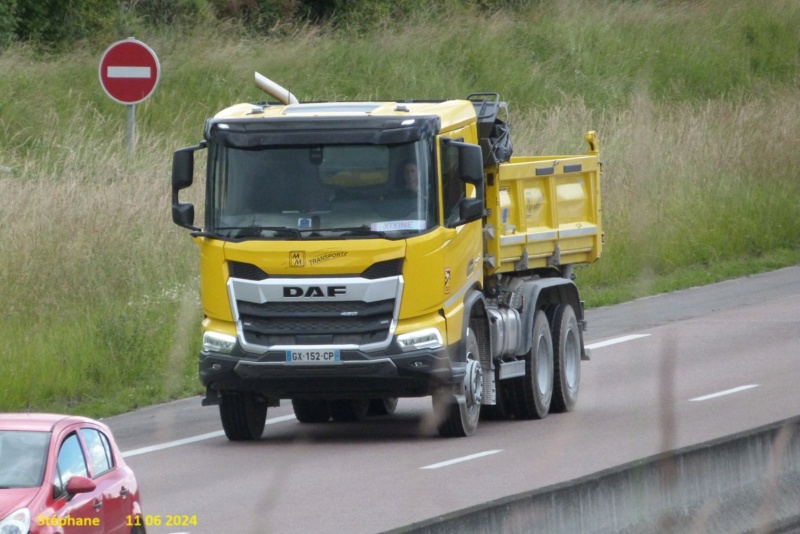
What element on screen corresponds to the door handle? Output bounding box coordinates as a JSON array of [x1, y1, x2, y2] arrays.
[[120, 486, 130, 497], [94, 500, 103, 512]]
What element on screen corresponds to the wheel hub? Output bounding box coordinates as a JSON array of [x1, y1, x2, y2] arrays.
[[464, 359, 484, 407]]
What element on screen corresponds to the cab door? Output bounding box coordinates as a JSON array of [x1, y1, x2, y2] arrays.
[[437, 134, 484, 344]]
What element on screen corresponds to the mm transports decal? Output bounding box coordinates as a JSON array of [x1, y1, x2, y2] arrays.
[[309, 251, 347, 266], [290, 251, 305, 267]]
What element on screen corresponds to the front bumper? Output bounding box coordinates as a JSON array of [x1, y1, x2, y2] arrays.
[[199, 345, 462, 400]]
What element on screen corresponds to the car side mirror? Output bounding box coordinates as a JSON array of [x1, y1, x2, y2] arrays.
[[66, 475, 96, 496]]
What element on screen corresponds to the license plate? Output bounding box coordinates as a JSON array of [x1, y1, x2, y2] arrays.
[[285, 350, 340, 363]]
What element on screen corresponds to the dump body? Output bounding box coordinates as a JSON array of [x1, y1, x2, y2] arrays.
[[485, 140, 602, 274]]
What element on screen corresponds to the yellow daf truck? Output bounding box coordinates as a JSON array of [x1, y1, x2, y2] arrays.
[[172, 75, 602, 439]]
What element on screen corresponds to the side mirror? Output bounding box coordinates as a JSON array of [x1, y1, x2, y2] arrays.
[[172, 203, 196, 228], [457, 143, 484, 186], [171, 143, 205, 231], [442, 140, 485, 228], [443, 139, 484, 197], [172, 148, 195, 191], [442, 139, 484, 184], [459, 197, 484, 223], [66, 475, 96, 496]]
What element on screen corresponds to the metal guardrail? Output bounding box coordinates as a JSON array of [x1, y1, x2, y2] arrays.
[[387, 416, 800, 534]]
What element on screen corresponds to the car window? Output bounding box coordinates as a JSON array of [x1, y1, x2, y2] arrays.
[[80, 428, 114, 476], [0, 431, 50, 488], [53, 433, 89, 498]]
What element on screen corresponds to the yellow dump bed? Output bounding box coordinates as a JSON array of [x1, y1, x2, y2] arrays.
[[483, 132, 602, 275]]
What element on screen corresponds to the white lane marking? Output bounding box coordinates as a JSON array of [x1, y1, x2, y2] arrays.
[[121, 414, 296, 458], [420, 450, 502, 470], [689, 385, 759, 402], [585, 334, 651, 350]]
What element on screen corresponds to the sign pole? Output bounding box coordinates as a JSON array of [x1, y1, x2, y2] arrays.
[[127, 104, 136, 153]]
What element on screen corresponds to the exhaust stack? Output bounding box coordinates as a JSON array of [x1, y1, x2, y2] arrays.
[[254, 72, 298, 105]]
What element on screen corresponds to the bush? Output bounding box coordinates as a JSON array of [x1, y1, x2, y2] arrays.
[[13, 0, 117, 49], [0, 0, 15, 48], [130, 0, 215, 27]]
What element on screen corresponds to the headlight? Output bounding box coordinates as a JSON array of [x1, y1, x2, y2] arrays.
[[202, 331, 237, 354], [0, 508, 30, 534], [397, 328, 443, 352]]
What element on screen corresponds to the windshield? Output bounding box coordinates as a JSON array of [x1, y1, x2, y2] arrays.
[[207, 140, 437, 239], [0, 431, 50, 488]]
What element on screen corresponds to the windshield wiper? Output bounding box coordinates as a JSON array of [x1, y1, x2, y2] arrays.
[[315, 226, 387, 238], [215, 226, 302, 238]]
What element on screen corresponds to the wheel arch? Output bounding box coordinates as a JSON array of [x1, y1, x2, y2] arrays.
[[517, 278, 582, 356], [460, 287, 490, 363]]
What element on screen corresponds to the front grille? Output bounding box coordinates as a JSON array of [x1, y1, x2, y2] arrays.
[[237, 298, 394, 347], [229, 259, 402, 348], [238, 300, 393, 317]]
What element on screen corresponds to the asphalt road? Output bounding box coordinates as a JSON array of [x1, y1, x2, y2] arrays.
[[106, 265, 800, 534]]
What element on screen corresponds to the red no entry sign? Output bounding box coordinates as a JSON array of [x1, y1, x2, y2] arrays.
[[99, 38, 160, 105]]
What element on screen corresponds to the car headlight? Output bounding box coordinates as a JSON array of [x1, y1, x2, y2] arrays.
[[0, 508, 30, 534], [397, 328, 443, 352]]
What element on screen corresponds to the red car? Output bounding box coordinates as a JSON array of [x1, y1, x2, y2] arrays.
[[0, 413, 144, 534]]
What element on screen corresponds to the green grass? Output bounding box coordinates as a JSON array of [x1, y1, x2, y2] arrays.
[[0, 0, 798, 417]]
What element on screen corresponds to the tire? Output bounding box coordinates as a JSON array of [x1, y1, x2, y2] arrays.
[[329, 399, 370, 422], [367, 397, 398, 416], [550, 304, 581, 412], [292, 399, 331, 423], [433, 326, 482, 437], [511, 309, 553, 419], [219, 392, 267, 441]]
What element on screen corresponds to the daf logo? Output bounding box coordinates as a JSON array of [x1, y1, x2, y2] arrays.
[[283, 286, 347, 298]]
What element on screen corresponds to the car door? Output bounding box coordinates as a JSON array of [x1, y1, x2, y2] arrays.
[[79, 428, 130, 534], [51, 432, 104, 533]]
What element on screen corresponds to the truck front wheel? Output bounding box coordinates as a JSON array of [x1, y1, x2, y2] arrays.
[[433, 327, 482, 437], [511, 309, 553, 419], [219, 392, 267, 441]]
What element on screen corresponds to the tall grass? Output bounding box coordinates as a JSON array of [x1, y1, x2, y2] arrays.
[[1, 0, 799, 416]]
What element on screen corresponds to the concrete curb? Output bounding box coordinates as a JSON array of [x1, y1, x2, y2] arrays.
[[387, 416, 800, 534]]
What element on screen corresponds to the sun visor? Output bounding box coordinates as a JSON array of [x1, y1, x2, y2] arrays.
[[205, 116, 440, 148]]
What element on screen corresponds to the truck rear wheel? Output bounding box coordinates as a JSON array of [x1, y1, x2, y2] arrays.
[[292, 399, 331, 423], [511, 309, 553, 419], [219, 392, 267, 441], [433, 327, 482, 437], [550, 304, 581, 412]]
